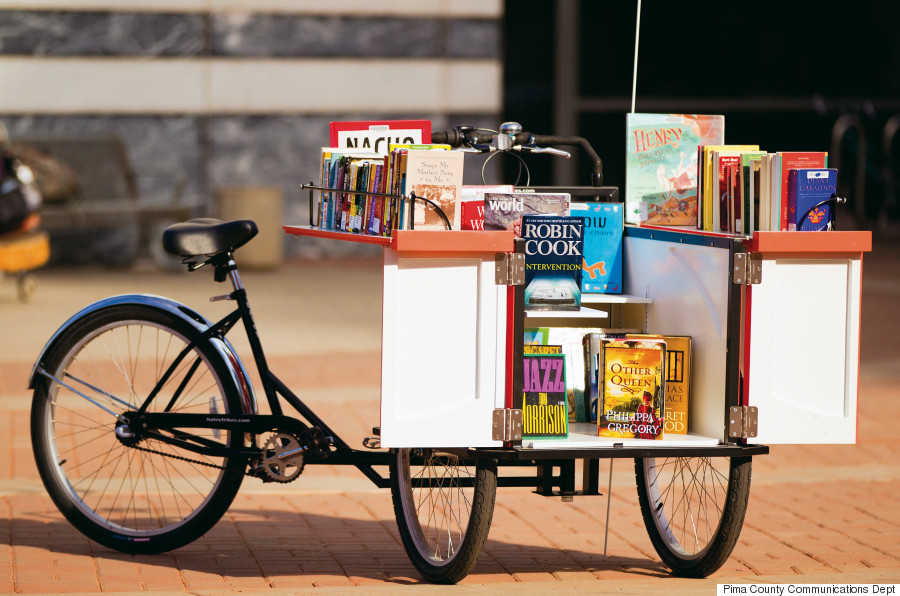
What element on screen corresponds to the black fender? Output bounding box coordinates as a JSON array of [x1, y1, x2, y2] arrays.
[[29, 294, 258, 416]]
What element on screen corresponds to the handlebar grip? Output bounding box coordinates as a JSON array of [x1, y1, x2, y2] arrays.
[[527, 134, 604, 186], [431, 129, 464, 148]]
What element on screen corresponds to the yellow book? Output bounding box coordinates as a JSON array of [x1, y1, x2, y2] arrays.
[[628, 334, 691, 435]]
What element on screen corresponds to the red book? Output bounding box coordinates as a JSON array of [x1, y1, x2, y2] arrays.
[[777, 152, 828, 230]]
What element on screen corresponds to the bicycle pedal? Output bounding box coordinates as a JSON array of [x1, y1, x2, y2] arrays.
[[362, 436, 381, 450]]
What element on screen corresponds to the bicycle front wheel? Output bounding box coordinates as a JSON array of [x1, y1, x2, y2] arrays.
[[390, 448, 497, 584], [31, 304, 247, 554], [635, 455, 752, 577]]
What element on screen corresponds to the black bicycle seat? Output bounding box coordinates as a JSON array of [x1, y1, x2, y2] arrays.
[[162, 218, 259, 258]]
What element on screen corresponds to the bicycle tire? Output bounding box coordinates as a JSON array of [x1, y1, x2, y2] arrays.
[[390, 448, 497, 584], [31, 304, 247, 554], [634, 455, 752, 577]]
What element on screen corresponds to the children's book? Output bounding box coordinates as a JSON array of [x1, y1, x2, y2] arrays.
[[521, 214, 584, 311], [569, 201, 623, 293], [403, 147, 464, 230], [625, 113, 724, 226]]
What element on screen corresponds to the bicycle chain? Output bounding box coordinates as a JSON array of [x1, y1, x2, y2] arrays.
[[125, 433, 314, 482], [127, 442, 233, 472]]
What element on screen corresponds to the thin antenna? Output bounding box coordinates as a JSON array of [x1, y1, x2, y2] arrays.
[[631, 0, 642, 114]]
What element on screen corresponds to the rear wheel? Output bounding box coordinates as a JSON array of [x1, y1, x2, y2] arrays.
[[390, 448, 497, 584], [31, 304, 246, 553], [635, 456, 752, 577]]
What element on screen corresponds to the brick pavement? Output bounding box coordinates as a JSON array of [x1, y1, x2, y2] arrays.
[[1, 239, 899, 593]]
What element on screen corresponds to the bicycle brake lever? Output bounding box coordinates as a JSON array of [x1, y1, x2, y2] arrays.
[[515, 145, 571, 158]]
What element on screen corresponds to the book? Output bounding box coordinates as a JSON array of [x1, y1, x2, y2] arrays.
[[787, 168, 838, 231], [582, 331, 628, 423], [627, 334, 691, 435], [459, 185, 514, 230], [740, 151, 768, 234], [329, 120, 431, 153], [699, 145, 759, 231], [521, 214, 584, 311], [710, 149, 760, 232], [404, 147, 464, 230], [777, 152, 828, 230], [483, 192, 569, 236], [625, 113, 724, 226], [522, 352, 568, 439], [597, 337, 666, 440], [569, 201, 623, 293]]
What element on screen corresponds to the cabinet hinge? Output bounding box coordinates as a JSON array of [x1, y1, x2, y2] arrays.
[[492, 408, 523, 441], [732, 252, 762, 285], [728, 405, 759, 439], [495, 253, 525, 286]]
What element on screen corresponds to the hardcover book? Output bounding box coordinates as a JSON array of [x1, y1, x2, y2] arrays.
[[787, 168, 838, 231], [522, 352, 568, 439], [521, 214, 584, 311], [597, 337, 666, 440], [777, 152, 828, 230], [483, 192, 569, 236], [329, 120, 431, 153], [625, 113, 724, 226], [628, 334, 691, 435], [404, 147, 464, 230], [569, 201, 623, 293]]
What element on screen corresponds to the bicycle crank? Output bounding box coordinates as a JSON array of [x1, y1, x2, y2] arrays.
[[255, 432, 307, 483]]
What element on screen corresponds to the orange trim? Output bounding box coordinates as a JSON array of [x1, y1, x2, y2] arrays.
[[391, 230, 514, 253], [748, 231, 872, 254]]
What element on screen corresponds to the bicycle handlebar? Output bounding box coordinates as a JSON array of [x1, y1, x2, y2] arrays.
[[431, 123, 604, 186]]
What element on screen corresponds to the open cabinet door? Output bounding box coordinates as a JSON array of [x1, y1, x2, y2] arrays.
[[746, 232, 871, 444], [379, 233, 511, 448]]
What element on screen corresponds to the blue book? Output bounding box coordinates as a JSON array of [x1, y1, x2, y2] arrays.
[[570, 202, 624, 293], [787, 168, 837, 231], [521, 215, 584, 311]]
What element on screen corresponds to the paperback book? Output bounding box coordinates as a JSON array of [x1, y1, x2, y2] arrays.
[[625, 113, 725, 226], [597, 337, 666, 440], [569, 201, 623, 293], [521, 214, 584, 311], [522, 352, 568, 439]]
